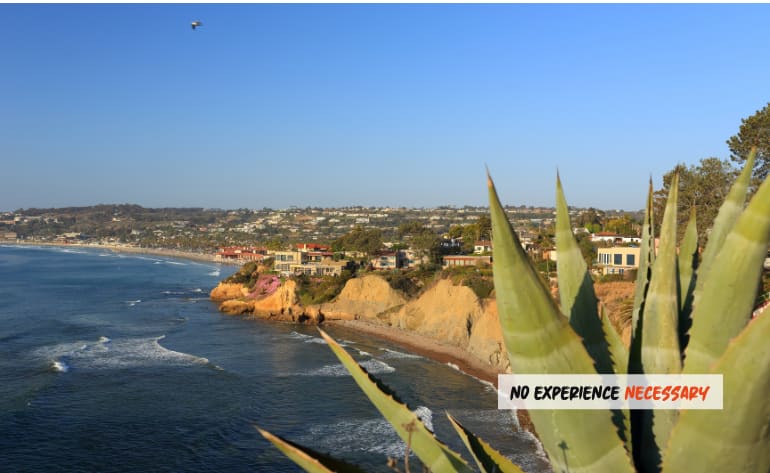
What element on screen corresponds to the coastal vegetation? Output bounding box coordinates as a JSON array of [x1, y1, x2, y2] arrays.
[[257, 148, 770, 473]]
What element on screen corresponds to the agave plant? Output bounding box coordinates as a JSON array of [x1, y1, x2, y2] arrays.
[[258, 147, 770, 473]]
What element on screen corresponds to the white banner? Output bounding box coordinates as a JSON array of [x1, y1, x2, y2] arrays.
[[497, 374, 723, 410]]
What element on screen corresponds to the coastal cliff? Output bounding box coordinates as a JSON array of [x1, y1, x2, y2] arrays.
[[210, 273, 511, 374]]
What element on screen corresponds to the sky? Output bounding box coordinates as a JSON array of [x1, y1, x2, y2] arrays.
[[1, 3, 769, 212]]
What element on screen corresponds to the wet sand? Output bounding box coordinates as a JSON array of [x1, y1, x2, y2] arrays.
[[325, 319, 535, 432]]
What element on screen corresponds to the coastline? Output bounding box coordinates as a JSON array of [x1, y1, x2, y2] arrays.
[[3, 241, 238, 265], [324, 319, 535, 432]]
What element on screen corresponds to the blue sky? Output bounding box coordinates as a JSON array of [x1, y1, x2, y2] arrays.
[[1, 4, 768, 212]]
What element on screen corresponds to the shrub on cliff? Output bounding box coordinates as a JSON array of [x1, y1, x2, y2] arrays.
[[294, 270, 354, 306]]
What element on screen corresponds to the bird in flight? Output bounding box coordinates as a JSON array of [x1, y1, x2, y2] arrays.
[[191, 20, 202, 30]]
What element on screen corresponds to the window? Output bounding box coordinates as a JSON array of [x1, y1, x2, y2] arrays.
[[626, 254, 635, 266], [614, 253, 622, 265]]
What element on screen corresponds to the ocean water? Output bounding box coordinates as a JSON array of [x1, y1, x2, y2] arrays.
[[0, 245, 550, 473]]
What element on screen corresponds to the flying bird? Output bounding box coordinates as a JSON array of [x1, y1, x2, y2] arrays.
[[191, 20, 202, 30]]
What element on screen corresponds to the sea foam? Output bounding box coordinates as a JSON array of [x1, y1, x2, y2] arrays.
[[34, 335, 209, 371]]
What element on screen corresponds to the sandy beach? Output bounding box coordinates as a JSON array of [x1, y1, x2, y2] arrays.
[[325, 319, 535, 431], [5, 241, 238, 265]]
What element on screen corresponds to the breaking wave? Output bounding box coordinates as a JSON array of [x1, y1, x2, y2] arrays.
[[34, 335, 209, 372]]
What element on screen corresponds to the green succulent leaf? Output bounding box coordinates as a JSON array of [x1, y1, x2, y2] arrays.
[[677, 207, 698, 347], [634, 173, 682, 472], [662, 312, 770, 473], [488, 173, 635, 473], [600, 307, 632, 454], [257, 427, 369, 473], [556, 173, 614, 375], [683, 163, 770, 374], [446, 413, 526, 473], [317, 329, 473, 473], [631, 178, 656, 341]]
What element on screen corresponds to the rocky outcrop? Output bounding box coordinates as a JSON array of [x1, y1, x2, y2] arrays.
[[467, 300, 511, 373], [318, 275, 407, 321], [210, 282, 250, 301]]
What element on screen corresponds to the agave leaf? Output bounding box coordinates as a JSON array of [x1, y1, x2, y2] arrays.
[[628, 179, 655, 377], [601, 307, 628, 376], [677, 207, 698, 347], [446, 413, 526, 473], [683, 166, 770, 374], [600, 307, 632, 454], [555, 173, 613, 374], [631, 178, 656, 339], [662, 312, 770, 473], [695, 147, 756, 289], [257, 427, 368, 473], [317, 329, 472, 473], [634, 173, 682, 472], [488, 174, 635, 473]]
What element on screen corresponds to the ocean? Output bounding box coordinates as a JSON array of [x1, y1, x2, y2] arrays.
[[0, 245, 550, 473]]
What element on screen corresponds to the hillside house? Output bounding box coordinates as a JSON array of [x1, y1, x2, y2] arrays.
[[597, 246, 641, 276], [442, 255, 492, 268]]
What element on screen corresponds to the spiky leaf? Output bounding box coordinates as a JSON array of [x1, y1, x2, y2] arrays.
[[488, 174, 635, 473], [634, 173, 682, 472], [257, 428, 368, 473], [317, 329, 472, 473], [555, 174, 613, 374], [600, 307, 632, 454], [662, 312, 770, 473], [677, 207, 698, 347], [446, 413, 526, 473], [631, 178, 656, 341], [683, 167, 770, 374]]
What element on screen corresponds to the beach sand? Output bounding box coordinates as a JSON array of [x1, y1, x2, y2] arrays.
[[325, 319, 535, 432]]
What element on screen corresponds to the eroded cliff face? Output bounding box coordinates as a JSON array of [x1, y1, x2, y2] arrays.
[[210, 283, 249, 301], [318, 275, 407, 321], [210, 273, 509, 373], [211, 280, 319, 323]]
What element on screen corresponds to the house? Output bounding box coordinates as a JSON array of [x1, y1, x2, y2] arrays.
[[442, 255, 492, 268], [270, 250, 306, 274], [597, 246, 641, 276], [290, 259, 352, 277], [474, 240, 492, 254], [295, 243, 330, 252], [591, 232, 641, 245], [370, 251, 406, 270], [215, 246, 267, 263]]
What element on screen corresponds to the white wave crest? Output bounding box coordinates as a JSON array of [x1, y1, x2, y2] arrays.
[[52, 360, 69, 373], [298, 359, 395, 377], [207, 270, 221, 277], [413, 405, 433, 432], [34, 335, 209, 371], [446, 362, 460, 371], [381, 348, 422, 360], [125, 300, 141, 306]]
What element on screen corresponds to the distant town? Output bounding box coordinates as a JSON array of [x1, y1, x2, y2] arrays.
[[0, 203, 649, 278]]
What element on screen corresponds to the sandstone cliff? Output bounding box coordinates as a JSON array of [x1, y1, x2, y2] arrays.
[[318, 275, 407, 321], [210, 273, 510, 374]]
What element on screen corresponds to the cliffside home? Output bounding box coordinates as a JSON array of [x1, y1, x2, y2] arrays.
[[370, 251, 407, 270], [215, 246, 267, 263], [442, 255, 492, 268], [597, 246, 640, 276]]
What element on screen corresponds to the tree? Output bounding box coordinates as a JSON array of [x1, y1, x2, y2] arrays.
[[727, 102, 770, 184], [654, 157, 738, 246]]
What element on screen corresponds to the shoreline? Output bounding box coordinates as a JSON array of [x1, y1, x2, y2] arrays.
[[3, 241, 239, 265], [324, 319, 535, 432]]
